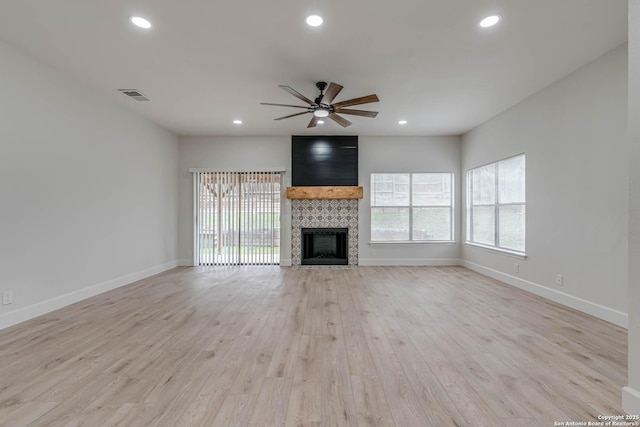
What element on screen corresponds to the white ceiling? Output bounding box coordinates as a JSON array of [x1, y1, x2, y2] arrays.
[[0, 0, 628, 136]]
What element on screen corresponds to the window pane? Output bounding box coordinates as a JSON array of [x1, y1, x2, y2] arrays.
[[471, 164, 496, 205], [371, 207, 410, 241], [498, 204, 525, 251], [412, 173, 452, 206], [413, 207, 452, 240], [472, 206, 495, 245], [498, 155, 525, 204], [371, 173, 410, 206]]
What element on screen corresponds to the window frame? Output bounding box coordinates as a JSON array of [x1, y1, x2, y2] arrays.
[[370, 172, 455, 243], [466, 154, 526, 256]]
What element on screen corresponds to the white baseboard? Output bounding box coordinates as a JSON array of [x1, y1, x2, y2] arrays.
[[0, 260, 179, 331], [461, 260, 628, 328], [280, 259, 292, 267], [359, 258, 462, 266], [623, 386, 640, 415]]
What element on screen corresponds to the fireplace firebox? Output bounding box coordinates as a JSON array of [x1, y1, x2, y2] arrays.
[[301, 228, 348, 265]]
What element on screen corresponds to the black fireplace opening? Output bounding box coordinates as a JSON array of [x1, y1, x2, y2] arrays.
[[301, 228, 348, 265]]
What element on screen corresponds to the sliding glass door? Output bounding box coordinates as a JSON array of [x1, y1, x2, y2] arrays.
[[193, 171, 281, 266]]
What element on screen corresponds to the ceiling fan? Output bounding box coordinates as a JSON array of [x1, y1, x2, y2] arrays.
[[261, 82, 379, 128]]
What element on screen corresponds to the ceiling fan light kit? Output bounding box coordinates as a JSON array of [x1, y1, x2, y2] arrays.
[[261, 81, 379, 128]]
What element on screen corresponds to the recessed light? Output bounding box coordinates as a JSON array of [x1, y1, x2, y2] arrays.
[[479, 14, 501, 28], [398, 120, 408, 125], [131, 16, 152, 29], [306, 15, 323, 27], [317, 120, 325, 124], [233, 119, 242, 124]]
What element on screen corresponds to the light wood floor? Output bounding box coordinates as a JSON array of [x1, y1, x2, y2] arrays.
[[0, 266, 627, 426]]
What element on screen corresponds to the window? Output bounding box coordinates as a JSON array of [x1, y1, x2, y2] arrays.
[[466, 154, 525, 253], [370, 173, 454, 242], [193, 171, 281, 266]]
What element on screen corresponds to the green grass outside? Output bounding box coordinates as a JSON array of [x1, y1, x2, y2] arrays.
[[371, 208, 452, 241], [199, 213, 280, 230], [201, 246, 280, 255]]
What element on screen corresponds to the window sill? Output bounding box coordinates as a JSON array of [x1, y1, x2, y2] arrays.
[[465, 242, 527, 259], [369, 240, 457, 245]]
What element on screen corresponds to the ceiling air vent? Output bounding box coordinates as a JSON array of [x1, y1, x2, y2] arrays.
[[118, 89, 150, 101]]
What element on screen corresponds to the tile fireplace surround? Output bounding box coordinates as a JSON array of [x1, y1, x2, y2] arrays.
[[291, 199, 358, 266]]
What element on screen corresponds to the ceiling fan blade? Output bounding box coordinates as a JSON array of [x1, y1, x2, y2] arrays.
[[332, 94, 380, 109], [334, 108, 378, 118], [278, 85, 315, 105], [274, 111, 310, 120], [328, 113, 352, 128], [320, 82, 343, 105], [260, 102, 310, 109], [307, 116, 319, 128]]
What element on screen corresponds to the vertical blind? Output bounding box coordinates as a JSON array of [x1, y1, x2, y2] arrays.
[[192, 170, 282, 266]]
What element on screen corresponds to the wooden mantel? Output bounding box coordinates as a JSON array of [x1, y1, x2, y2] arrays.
[[286, 186, 363, 200]]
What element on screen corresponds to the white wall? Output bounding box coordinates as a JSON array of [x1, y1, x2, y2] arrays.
[[177, 135, 462, 266], [624, 0, 640, 415], [0, 41, 179, 329], [177, 136, 292, 264], [461, 44, 629, 327], [358, 136, 461, 265]]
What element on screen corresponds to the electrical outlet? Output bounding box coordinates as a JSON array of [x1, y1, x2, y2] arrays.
[[2, 290, 13, 305], [514, 263, 519, 273], [556, 274, 563, 286]]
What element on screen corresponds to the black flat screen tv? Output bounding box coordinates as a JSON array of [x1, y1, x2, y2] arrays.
[[291, 135, 358, 186]]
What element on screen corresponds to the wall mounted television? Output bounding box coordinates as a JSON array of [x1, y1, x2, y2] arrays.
[[291, 135, 358, 186]]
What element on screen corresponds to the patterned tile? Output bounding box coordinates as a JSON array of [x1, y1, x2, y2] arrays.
[[291, 199, 359, 266]]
